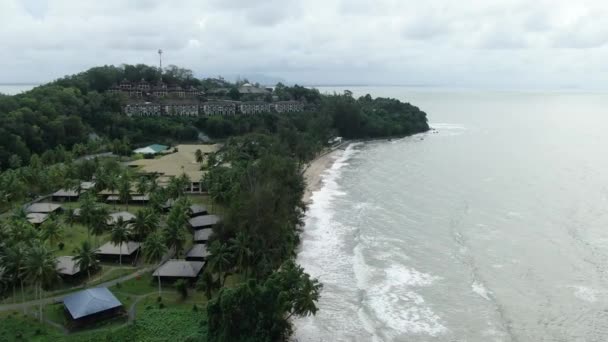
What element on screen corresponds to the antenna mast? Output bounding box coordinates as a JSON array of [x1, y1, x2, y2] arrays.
[[158, 49, 163, 82]]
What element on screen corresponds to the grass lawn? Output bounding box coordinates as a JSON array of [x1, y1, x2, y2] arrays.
[[110, 272, 156, 296], [56, 223, 110, 257], [0, 311, 63, 341]]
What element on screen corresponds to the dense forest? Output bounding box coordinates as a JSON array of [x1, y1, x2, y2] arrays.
[[0, 64, 429, 341]]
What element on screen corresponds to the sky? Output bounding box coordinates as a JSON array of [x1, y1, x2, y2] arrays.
[[2, 0, 608, 89]]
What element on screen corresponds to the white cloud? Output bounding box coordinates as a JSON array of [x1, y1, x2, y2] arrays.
[[1, 0, 608, 88]]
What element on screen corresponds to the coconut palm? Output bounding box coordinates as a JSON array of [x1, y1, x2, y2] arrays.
[[163, 203, 188, 256], [110, 218, 130, 265], [143, 231, 168, 296], [207, 241, 233, 287], [90, 206, 110, 247], [118, 176, 131, 211], [106, 173, 119, 210], [195, 149, 203, 163], [0, 264, 8, 298], [79, 192, 97, 242], [73, 240, 98, 283], [64, 208, 77, 227], [22, 244, 58, 322], [132, 208, 159, 241], [135, 177, 149, 196], [229, 232, 252, 277], [40, 219, 63, 248], [162, 221, 186, 257], [3, 245, 25, 309]]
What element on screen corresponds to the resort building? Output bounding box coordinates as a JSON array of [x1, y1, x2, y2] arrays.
[[163, 100, 200, 116], [238, 83, 270, 96], [186, 244, 210, 261], [189, 214, 220, 230], [26, 202, 62, 214], [194, 228, 213, 243], [63, 288, 123, 327], [27, 213, 48, 225], [153, 259, 205, 280], [201, 101, 237, 115], [96, 241, 141, 263], [239, 101, 272, 114], [124, 102, 162, 117], [52, 181, 95, 201], [152, 82, 168, 97], [107, 212, 136, 225], [56, 256, 82, 277], [274, 101, 304, 113], [133, 144, 169, 155], [52, 189, 81, 202], [127, 144, 221, 194], [189, 204, 208, 217]]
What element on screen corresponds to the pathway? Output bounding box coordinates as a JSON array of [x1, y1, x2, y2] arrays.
[[0, 266, 154, 313]]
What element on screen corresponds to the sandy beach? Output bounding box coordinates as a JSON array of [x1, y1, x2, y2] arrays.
[[302, 144, 347, 204]]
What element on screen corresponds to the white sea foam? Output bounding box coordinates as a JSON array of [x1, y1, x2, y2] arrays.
[[361, 264, 446, 339], [431, 123, 467, 130], [570, 285, 598, 303], [296, 142, 447, 341], [472, 281, 492, 301]]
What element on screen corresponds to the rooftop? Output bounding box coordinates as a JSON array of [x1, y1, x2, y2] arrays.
[[127, 144, 221, 182], [133, 144, 169, 155], [194, 228, 214, 242], [63, 287, 122, 320], [56, 256, 81, 276], [189, 215, 220, 228], [107, 212, 136, 225], [26, 203, 62, 213], [96, 241, 141, 256], [189, 204, 208, 216], [52, 188, 80, 197], [27, 213, 48, 224], [153, 259, 205, 278], [186, 244, 210, 259]]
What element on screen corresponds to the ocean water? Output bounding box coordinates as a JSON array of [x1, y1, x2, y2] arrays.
[[295, 87, 608, 341]]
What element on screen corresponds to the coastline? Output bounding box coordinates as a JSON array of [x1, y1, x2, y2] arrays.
[[302, 143, 349, 205]]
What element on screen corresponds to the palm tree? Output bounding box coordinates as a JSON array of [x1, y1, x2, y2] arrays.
[[229, 232, 252, 277], [90, 206, 110, 247], [22, 244, 58, 322], [162, 221, 186, 257], [106, 173, 119, 210], [195, 149, 203, 164], [207, 241, 233, 287], [118, 176, 131, 211], [132, 208, 159, 241], [0, 264, 8, 298], [110, 218, 130, 265], [163, 202, 188, 256], [136, 177, 149, 196], [197, 270, 218, 299], [73, 241, 98, 283], [64, 208, 77, 227], [143, 232, 168, 296], [3, 245, 25, 309], [79, 192, 97, 243], [40, 219, 63, 248]]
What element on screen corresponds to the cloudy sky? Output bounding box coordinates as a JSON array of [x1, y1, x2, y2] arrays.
[[2, 0, 608, 89]]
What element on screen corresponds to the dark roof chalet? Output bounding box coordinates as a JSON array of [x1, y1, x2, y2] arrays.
[[189, 215, 220, 229], [63, 288, 122, 320]]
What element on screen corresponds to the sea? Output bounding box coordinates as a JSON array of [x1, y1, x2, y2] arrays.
[[294, 86, 608, 342]]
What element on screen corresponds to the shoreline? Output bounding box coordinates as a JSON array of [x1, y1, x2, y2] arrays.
[[302, 143, 349, 205]]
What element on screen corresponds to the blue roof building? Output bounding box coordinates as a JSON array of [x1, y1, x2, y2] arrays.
[[133, 144, 169, 155], [63, 287, 123, 324]]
